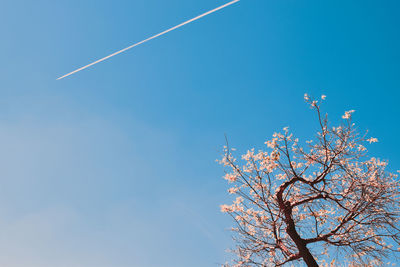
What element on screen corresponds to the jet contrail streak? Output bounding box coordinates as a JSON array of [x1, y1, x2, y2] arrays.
[[57, 0, 240, 80]]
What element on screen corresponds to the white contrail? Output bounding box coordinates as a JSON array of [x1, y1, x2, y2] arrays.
[[57, 0, 240, 80]]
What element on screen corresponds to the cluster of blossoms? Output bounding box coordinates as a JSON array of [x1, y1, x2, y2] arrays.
[[219, 95, 400, 266]]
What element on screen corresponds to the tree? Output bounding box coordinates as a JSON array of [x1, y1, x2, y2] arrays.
[[219, 95, 400, 266]]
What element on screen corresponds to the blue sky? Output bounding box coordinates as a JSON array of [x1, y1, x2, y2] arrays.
[[1, 0, 399, 266]]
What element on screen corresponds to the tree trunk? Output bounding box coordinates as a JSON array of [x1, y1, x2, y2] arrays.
[[285, 222, 319, 267], [277, 194, 319, 267]]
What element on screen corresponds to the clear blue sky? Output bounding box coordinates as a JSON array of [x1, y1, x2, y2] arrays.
[[1, 0, 399, 266]]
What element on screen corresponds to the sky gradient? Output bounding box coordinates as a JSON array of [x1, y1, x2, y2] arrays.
[[1, 0, 400, 266]]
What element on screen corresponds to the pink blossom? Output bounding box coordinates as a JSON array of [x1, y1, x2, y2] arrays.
[[367, 137, 378, 143], [342, 110, 355, 119]]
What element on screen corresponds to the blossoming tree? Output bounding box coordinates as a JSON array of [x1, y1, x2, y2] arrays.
[[219, 95, 400, 266]]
